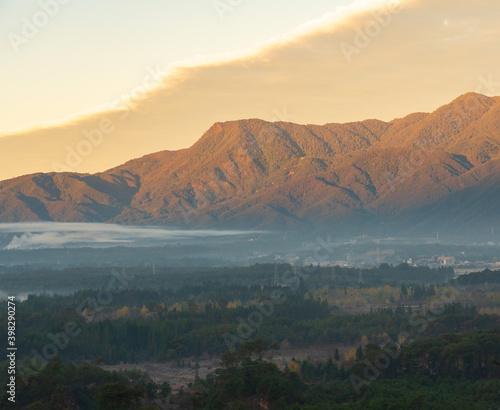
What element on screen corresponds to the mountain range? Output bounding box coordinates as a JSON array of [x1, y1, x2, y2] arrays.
[[1, 92, 499, 237]]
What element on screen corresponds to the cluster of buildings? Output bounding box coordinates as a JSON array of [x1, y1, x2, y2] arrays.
[[406, 256, 500, 275], [407, 256, 457, 268]]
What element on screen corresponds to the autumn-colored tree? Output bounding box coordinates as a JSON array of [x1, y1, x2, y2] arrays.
[[116, 306, 129, 317], [288, 360, 301, 375], [345, 347, 357, 366]]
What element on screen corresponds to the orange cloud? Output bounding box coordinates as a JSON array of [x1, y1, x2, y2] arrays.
[[1, 0, 499, 181]]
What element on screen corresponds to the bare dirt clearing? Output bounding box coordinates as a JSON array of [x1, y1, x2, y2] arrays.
[[100, 344, 347, 392]]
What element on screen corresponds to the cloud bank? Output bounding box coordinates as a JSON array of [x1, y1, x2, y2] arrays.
[[1, 0, 499, 181]]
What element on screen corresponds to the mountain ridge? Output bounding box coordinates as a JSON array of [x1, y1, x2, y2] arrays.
[[1, 93, 499, 236]]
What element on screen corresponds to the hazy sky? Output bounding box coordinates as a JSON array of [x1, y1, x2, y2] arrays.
[[1, 0, 499, 181], [0, 0, 353, 134]]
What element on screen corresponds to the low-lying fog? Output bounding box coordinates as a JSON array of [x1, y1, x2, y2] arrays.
[[0, 222, 261, 250]]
